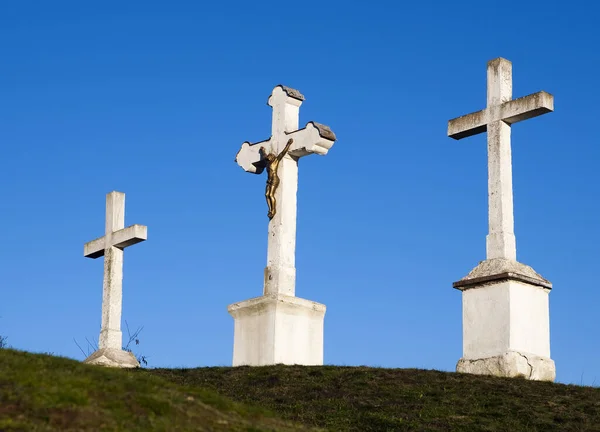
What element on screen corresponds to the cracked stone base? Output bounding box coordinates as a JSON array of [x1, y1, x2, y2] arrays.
[[457, 351, 555, 381], [83, 348, 140, 368]]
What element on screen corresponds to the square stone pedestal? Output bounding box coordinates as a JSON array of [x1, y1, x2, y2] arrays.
[[83, 348, 140, 368], [228, 294, 326, 366], [454, 258, 555, 382]]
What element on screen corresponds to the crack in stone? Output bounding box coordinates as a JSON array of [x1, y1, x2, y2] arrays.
[[518, 352, 534, 379]]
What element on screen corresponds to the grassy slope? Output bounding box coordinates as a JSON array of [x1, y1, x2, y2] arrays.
[[150, 365, 600, 432], [0, 349, 312, 432]]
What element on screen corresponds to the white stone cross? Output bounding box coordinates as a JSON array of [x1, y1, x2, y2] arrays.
[[448, 58, 553, 261], [84, 191, 147, 352], [235, 85, 337, 296]]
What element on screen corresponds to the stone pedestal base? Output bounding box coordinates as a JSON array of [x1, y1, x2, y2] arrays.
[[457, 351, 556, 381], [454, 258, 555, 382], [83, 348, 140, 368], [228, 294, 325, 366]]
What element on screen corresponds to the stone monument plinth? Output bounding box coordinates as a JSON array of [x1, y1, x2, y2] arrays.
[[229, 294, 325, 366], [453, 258, 555, 381]]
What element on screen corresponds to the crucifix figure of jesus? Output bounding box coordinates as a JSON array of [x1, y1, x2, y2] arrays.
[[448, 58, 554, 261], [235, 85, 337, 297], [261, 138, 294, 219], [83, 191, 147, 368]]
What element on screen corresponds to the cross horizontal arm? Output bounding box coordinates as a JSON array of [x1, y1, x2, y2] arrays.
[[448, 91, 554, 140], [286, 122, 336, 157], [112, 224, 147, 249], [235, 139, 270, 174], [84, 237, 106, 259], [84, 224, 147, 259], [447, 109, 487, 140], [501, 91, 553, 125]]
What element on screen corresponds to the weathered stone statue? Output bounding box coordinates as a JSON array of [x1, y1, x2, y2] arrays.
[[260, 138, 293, 219]]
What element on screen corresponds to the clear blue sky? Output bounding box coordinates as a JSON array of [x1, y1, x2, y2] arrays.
[[1, 1, 598, 385]]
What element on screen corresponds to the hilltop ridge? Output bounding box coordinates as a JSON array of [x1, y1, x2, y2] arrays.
[[2, 348, 600, 431]]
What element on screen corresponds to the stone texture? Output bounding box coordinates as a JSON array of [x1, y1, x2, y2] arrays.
[[228, 294, 325, 366], [457, 351, 556, 382], [83, 192, 147, 368], [310, 122, 337, 141], [454, 258, 551, 290], [83, 348, 140, 368], [270, 85, 305, 102], [231, 85, 337, 366], [447, 92, 553, 139]]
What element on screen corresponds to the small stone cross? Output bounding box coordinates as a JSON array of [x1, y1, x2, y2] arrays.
[[448, 58, 554, 261], [84, 191, 147, 352], [235, 85, 337, 296]]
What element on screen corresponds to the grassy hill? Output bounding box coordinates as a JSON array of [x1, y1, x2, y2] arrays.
[[2, 349, 600, 431], [0, 349, 312, 431], [150, 364, 600, 432]]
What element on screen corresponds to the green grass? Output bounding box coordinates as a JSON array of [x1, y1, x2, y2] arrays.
[[0, 349, 313, 431], [3, 349, 600, 431], [150, 365, 600, 432]]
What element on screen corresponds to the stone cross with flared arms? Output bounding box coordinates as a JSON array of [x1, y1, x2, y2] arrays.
[[235, 85, 337, 297]]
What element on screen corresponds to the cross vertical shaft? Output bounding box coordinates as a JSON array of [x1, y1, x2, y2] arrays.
[[100, 192, 126, 350], [486, 59, 516, 260], [264, 90, 301, 296]]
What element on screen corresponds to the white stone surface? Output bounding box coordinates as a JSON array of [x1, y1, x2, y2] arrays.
[[461, 279, 550, 360], [83, 191, 146, 368], [231, 85, 336, 366], [228, 294, 325, 366], [448, 59, 555, 381]]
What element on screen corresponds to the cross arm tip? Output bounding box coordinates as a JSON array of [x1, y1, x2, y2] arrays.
[[272, 85, 304, 101], [307, 121, 337, 141], [447, 109, 487, 140], [112, 224, 147, 249], [235, 140, 268, 174], [267, 85, 305, 106], [84, 236, 105, 259], [502, 91, 554, 124]]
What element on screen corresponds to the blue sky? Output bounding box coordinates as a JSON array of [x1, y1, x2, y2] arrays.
[[1, 1, 598, 385]]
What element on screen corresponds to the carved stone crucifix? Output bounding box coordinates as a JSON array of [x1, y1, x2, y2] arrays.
[[235, 85, 337, 297]]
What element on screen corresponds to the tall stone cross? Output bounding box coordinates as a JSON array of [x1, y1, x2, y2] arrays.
[[448, 58, 553, 261], [83, 191, 147, 368], [448, 58, 556, 382], [235, 85, 337, 297]]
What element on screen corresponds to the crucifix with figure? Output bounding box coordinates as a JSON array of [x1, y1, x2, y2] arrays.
[[448, 58, 556, 381], [235, 85, 337, 297], [83, 191, 147, 368], [230, 85, 337, 366]]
